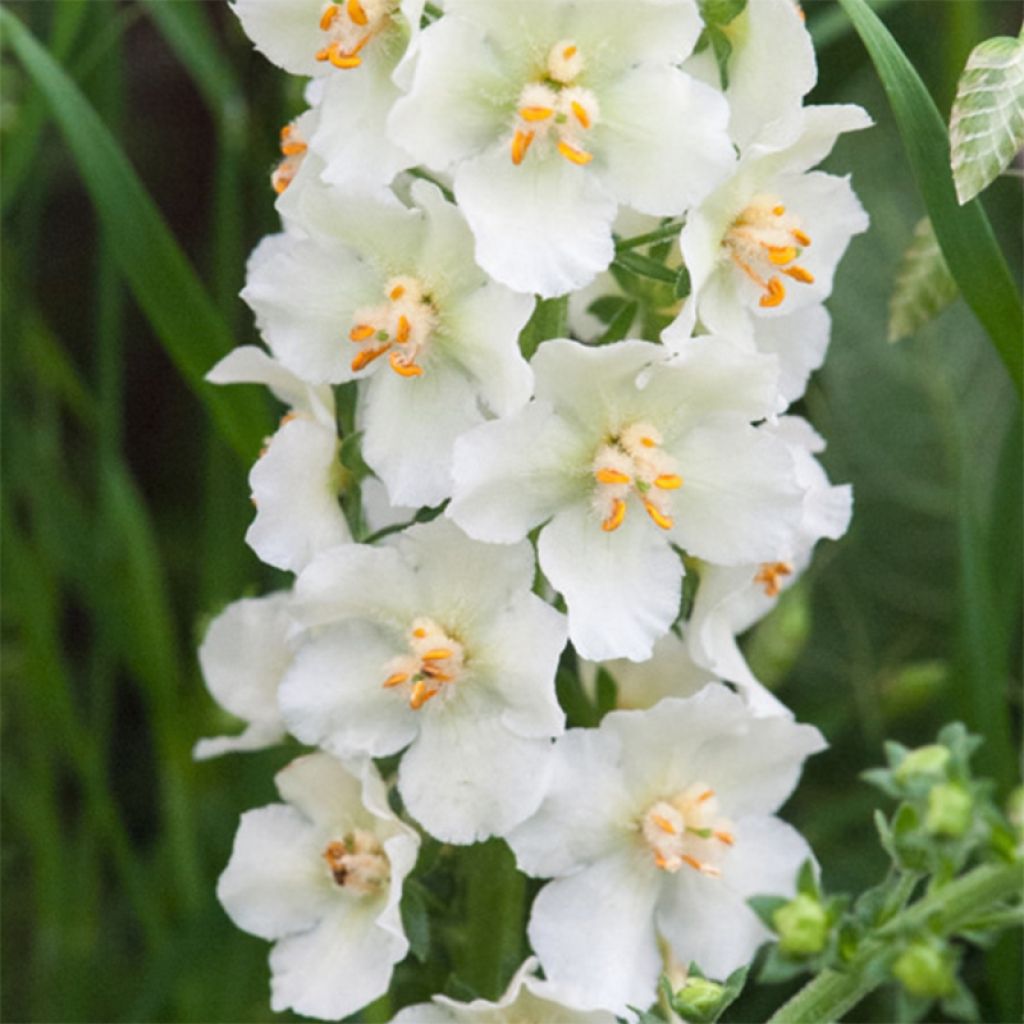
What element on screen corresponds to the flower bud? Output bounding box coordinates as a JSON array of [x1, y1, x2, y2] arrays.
[[672, 977, 728, 1023], [924, 781, 972, 838], [894, 743, 950, 783], [772, 893, 830, 957], [891, 939, 956, 999]]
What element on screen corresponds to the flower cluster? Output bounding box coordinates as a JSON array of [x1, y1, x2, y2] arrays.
[[201, 0, 868, 1018]]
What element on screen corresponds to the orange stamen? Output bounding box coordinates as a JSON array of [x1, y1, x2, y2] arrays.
[[382, 672, 409, 688], [563, 44, 577, 59], [347, 0, 368, 26], [783, 265, 815, 284], [413, 627, 427, 638], [421, 665, 453, 682], [595, 468, 630, 485], [792, 228, 812, 246], [697, 789, 715, 803], [329, 48, 362, 69], [654, 474, 682, 490], [421, 648, 453, 662], [319, 4, 340, 30], [654, 851, 669, 869], [681, 854, 703, 872], [556, 139, 593, 166], [389, 283, 406, 301], [349, 324, 376, 342], [511, 129, 534, 165], [409, 681, 438, 710], [759, 277, 786, 308], [715, 830, 735, 846], [644, 500, 673, 531], [767, 245, 797, 266], [351, 346, 389, 371], [395, 314, 411, 344], [571, 100, 591, 129], [519, 106, 554, 122], [389, 351, 423, 378], [640, 436, 656, 448], [652, 814, 677, 835], [602, 498, 626, 532], [772, 204, 786, 216]]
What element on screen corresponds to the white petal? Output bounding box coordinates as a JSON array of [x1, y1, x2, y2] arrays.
[[597, 65, 734, 214], [449, 401, 591, 544], [399, 690, 555, 842], [361, 476, 417, 536], [528, 850, 662, 1016], [273, 751, 373, 833], [217, 804, 328, 941], [247, 417, 351, 574], [279, 621, 421, 759], [231, 0, 323, 76], [454, 147, 617, 298], [752, 304, 831, 408], [539, 501, 682, 663], [748, 103, 873, 176]]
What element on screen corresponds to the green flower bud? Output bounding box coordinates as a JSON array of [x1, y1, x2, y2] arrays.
[[925, 781, 972, 838], [892, 939, 956, 999], [772, 893, 830, 957], [673, 977, 727, 1023], [894, 743, 950, 783]]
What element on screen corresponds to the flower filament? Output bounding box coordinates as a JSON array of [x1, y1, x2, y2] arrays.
[[322, 830, 390, 894], [592, 423, 682, 533], [348, 276, 437, 378], [510, 40, 600, 168], [641, 784, 735, 877], [271, 120, 308, 195], [754, 560, 793, 597], [316, 0, 393, 70], [723, 196, 814, 309], [380, 617, 465, 710]]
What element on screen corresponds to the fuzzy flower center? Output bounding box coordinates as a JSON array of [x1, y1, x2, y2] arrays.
[[322, 829, 389, 894], [591, 423, 682, 533], [348, 276, 438, 378], [723, 196, 815, 309], [641, 783, 735, 877], [509, 40, 600, 168], [316, 0, 393, 70], [271, 120, 308, 195], [754, 560, 793, 597], [380, 617, 466, 710]]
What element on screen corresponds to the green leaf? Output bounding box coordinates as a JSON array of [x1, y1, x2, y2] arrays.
[[519, 295, 568, 360], [613, 250, 680, 285], [888, 217, 959, 342], [837, 0, 1023, 395], [400, 885, 432, 964], [587, 295, 631, 325], [949, 34, 1024, 205], [596, 299, 639, 345], [1, 8, 271, 459]]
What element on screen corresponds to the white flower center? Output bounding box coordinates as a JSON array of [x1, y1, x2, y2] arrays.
[[723, 196, 815, 309], [316, 0, 394, 70], [348, 276, 438, 379], [591, 423, 682, 533], [380, 617, 466, 710], [509, 40, 600, 168], [754, 560, 793, 597], [271, 119, 308, 195], [322, 829, 390, 894], [640, 783, 735, 877]]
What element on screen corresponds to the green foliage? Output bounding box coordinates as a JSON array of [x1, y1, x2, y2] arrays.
[[949, 31, 1024, 205], [888, 217, 959, 342], [695, 0, 748, 90]]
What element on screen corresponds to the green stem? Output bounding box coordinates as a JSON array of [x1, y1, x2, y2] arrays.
[[615, 220, 684, 251], [768, 861, 1022, 1024]]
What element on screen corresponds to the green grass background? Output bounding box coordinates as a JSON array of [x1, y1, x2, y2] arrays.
[[1, 1, 1020, 1021]]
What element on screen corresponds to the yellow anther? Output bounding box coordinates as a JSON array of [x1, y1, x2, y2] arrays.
[[319, 4, 340, 30], [352, 346, 389, 371], [571, 100, 591, 129], [767, 245, 798, 266], [640, 436, 657, 448], [697, 789, 715, 803], [792, 228, 812, 246], [595, 468, 631, 485], [754, 561, 793, 598], [643, 500, 673, 531], [413, 627, 427, 638], [556, 139, 593, 166], [272, 175, 289, 195], [772, 204, 786, 216], [349, 324, 376, 342], [759, 277, 786, 308], [511, 129, 535, 165], [421, 665, 453, 682], [654, 851, 669, 870], [602, 498, 627, 532], [784, 265, 815, 284], [715, 830, 735, 846], [347, 0, 368, 26], [654, 474, 682, 490], [389, 351, 423, 378], [280, 412, 298, 427], [563, 44, 577, 59], [396, 314, 411, 344], [389, 283, 406, 301], [280, 139, 307, 157], [681, 854, 703, 872], [382, 672, 409, 688], [409, 680, 438, 710], [329, 48, 362, 69], [652, 814, 677, 835], [519, 106, 554, 122], [421, 648, 453, 662]]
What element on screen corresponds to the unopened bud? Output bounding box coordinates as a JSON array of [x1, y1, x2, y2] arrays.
[[894, 743, 950, 783], [925, 781, 972, 838], [672, 977, 727, 1023], [892, 939, 956, 999], [773, 893, 829, 957]]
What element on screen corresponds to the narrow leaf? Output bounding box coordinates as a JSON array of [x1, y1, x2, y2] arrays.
[[888, 217, 959, 342], [838, 0, 1023, 394], [949, 34, 1024, 204]]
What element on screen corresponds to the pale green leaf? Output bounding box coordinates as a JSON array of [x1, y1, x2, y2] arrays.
[[949, 34, 1024, 204], [888, 217, 959, 342]]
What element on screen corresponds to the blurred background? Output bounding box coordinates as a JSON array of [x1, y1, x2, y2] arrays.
[[1, 1, 1020, 1021]]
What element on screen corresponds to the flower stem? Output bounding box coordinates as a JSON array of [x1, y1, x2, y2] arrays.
[[615, 220, 684, 251], [767, 860, 1022, 1024]]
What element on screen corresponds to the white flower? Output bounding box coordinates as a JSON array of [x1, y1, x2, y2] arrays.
[[664, 104, 871, 346], [241, 180, 534, 507], [279, 518, 568, 843], [194, 591, 295, 759], [392, 957, 617, 1023], [207, 346, 351, 573], [217, 753, 419, 1021], [448, 338, 806, 662], [507, 686, 826, 1015], [685, 416, 851, 701], [684, 0, 816, 151], [389, 0, 735, 297]]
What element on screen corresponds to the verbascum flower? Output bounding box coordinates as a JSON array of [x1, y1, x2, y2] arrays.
[[393, 957, 617, 1023], [207, 346, 351, 573], [278, 518, 568, 843], [448, 338, 805, 662], [241, 179, 534, 507], [218, 753, 419, 1020], [507, 686, 826, 1015], [389, 0, 735, 296]]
